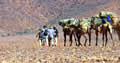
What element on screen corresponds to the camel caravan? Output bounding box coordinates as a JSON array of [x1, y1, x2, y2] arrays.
[[59, 11, 120, 47]]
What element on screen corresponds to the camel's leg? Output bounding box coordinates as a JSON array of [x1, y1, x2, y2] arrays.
[[109, 32, 114, 46], [108, 26, 114, 46], [69, 33, 73, 46], [95, 30, 99, 46], [102, 31, 105, 46], [116, 28, 120, 41], [105, 30, 108, 46], [118, 31, 120, 41], [73, 32, 78, 46], [64, 33, 66, 46], [84, 35, 88, 46], [78, 35, 82, 46], [76, 32, 80, 46], [118, 31, 120, 40], [118, 29, 120, 41], [88, 29, 91, 46]]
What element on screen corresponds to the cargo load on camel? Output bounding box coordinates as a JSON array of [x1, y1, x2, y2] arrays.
[[80, 18, 91, 28], [92, 14, 102, 25], [99, 11, 117, 17], [99, 11, 119, 26], [93, 13, 113, 26], [59, 18, 76, 25]]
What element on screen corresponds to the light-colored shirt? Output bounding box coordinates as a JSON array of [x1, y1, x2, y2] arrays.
[[47, 28, 55, 38]]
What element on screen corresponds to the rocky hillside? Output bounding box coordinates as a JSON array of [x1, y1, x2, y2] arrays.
[[0, 0, 120, 34]]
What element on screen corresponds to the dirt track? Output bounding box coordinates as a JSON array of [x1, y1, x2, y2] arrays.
[[0, 34, 120, 63]]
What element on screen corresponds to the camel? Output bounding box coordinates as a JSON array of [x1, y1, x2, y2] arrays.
[[110, 17, 120, 41], [91, 15, 114, 46], [59, 18, 77, 46], [69, 18, 92, 46], [99, 11, 120, 44], [99, 11, 120, 42]]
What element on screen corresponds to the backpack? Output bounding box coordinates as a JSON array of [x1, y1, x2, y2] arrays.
[[44, 29, 48, 36]]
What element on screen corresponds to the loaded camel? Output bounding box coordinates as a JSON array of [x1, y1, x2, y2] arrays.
[[69, 18, 92, 46], [59, 18, 77, 46], [91, 14, 114, 46]]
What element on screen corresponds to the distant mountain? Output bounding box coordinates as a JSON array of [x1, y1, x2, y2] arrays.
[[0, 0, 120, 34]]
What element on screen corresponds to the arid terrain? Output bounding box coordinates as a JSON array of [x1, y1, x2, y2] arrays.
[[0, 32, 120, 63], [1, 0, 120, 63]]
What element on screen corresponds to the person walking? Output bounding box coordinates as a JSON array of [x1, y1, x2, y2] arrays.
[[42, 25, 49, 46], [36, 29, 45, 47], [47, 26, 55, 46], [53, 26, 59, 46]]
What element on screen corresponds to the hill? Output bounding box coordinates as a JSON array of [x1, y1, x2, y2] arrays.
[[0, 0, 120, 35]]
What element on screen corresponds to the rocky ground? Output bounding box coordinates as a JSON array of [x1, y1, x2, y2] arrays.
[[0, 34, 120, 63]]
